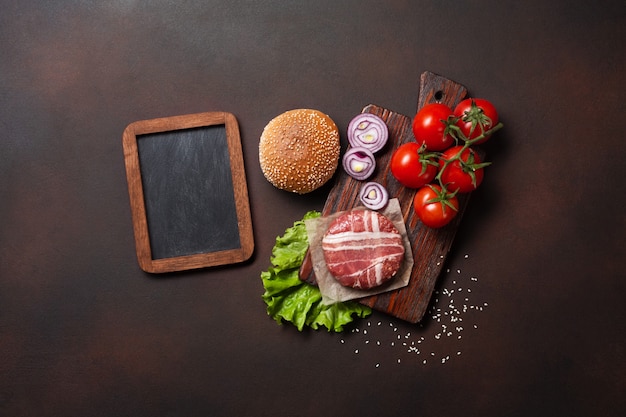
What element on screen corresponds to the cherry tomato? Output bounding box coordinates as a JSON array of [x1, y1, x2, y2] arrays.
[[412, 103, 455, 151], [438, 146, 488, 193], [453, 98, 499, 144], [390, 142, 438, 189], [413, 185, 459, 228]]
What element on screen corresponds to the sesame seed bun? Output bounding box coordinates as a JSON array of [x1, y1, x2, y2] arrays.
[[259, 109, 340, 194]]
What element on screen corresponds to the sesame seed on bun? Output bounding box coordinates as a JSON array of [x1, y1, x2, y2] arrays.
[[259, 109, 340, 194]]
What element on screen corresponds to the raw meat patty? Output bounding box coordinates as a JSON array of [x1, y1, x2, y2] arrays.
[[321, 209, 404, 289]]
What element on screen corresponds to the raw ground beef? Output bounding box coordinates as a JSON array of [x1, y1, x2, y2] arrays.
[[321, 209, 404, 289]]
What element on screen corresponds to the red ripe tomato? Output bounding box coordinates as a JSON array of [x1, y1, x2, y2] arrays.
[[453, 98, 499, 144], [412, 103, 455, 151], [438, 146, 487, 193], [390, 142, 438, 189], [413, 185, 459, 228]]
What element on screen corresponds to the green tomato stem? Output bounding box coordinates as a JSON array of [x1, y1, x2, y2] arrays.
[[434, 121, 503, 191]]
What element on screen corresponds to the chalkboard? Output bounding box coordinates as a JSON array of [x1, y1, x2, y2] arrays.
[[122, 112, 254, 273]]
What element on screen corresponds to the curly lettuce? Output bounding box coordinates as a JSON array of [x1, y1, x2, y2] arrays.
[[261, 211, 371, 332]]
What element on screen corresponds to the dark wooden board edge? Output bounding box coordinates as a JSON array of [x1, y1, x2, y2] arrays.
[[301, 72, 471, 323], [122, 111, 254, 273]]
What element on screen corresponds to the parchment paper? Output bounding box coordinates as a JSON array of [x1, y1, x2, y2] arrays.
[[304, 198, 414, 304]]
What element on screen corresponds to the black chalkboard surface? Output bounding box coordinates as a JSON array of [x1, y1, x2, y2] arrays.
[[122, 112, 254, 273]]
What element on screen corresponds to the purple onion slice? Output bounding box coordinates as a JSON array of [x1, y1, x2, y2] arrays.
[[359, 181, 389, 210], [347, 113, 389, 153], [342, 147, 376, 180]]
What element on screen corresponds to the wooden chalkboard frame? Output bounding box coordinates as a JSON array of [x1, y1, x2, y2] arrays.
[[122, 112, 254, 273]]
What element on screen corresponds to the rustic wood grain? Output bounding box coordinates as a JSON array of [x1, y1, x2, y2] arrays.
[[122, 112, 254, 273], [302, 71, 471, 323]]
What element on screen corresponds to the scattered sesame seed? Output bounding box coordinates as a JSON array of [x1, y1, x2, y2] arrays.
[[337, 253, 487, 367]]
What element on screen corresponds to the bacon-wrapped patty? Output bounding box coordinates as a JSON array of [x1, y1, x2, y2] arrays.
[[321, 209, 404, 289]]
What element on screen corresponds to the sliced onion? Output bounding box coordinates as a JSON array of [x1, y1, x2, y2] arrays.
[[359, 181, 389, 210], [342, 147, 376, 180], [347, 113, 389, 153]]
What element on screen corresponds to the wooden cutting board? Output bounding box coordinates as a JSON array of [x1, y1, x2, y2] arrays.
[[301, 71, 472, 323]]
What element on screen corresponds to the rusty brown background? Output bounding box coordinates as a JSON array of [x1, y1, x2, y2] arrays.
[[1, 1, 624, 416]]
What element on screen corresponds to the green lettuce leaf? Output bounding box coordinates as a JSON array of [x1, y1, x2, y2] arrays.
[[261, 211, 371, 332]]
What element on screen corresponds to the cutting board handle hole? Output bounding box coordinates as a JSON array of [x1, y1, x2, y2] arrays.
[[434, 90, 444, 101]]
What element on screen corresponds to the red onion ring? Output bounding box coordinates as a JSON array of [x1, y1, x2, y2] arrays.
[[359, 181, 389, 210], [342, 147, 376, 180], [347, 113, 389, 153]]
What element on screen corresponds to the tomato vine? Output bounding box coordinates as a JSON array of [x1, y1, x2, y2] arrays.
[[398, 98, 504, 228]]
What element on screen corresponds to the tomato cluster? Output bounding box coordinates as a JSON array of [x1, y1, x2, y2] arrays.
[[390, 98, 502, 228]]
